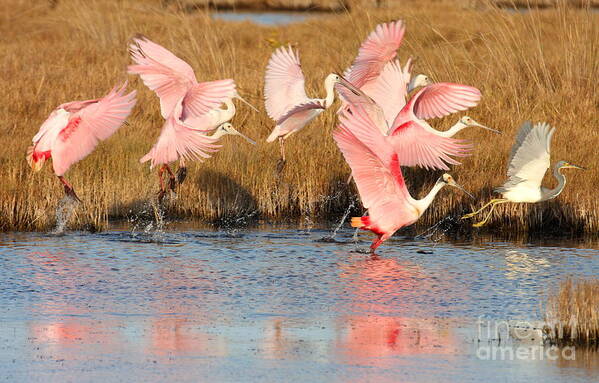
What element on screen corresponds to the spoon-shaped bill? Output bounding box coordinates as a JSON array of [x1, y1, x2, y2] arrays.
[[471, 120, 501, 135], [232, 128, 256, 145], [448, 179, 475, 199]]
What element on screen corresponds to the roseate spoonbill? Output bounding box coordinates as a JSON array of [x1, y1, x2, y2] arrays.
[[462, 122, 585, 227], [139, 98, 255, 200], [128, 36, 256, 196], [26, 83, 136, 202], [264, 46, 342, 164], [337, 79, 499, 170], [341, 20, 431, 129], [333, 104, 472, 252]]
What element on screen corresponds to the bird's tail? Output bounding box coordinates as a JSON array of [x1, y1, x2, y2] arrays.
[[351, 216, 370, 228], [26, 145, 48, 172], [266, 127, 281, 143]]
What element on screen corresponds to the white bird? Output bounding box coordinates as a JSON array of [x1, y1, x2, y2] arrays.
[[462, 121, 585, 227]]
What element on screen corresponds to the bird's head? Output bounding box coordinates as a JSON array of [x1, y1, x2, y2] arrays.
[[408, 74, 431, 92], [325, 73, 342, 87], [439, 173, 474, 199], [459, 116, 501, 134], [556, 160, 585, 171], [215, 123, 256, 144]]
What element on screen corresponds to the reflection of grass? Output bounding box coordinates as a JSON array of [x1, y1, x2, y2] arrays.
[[545, 278, 599, 347], [1, 0, 597, 231]]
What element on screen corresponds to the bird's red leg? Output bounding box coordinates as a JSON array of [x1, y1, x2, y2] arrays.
[[370, 235, 384, 253], [164, 165, 176, 192], [58, 176, 81, 202]]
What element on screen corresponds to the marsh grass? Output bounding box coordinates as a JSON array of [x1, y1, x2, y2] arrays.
[[545, 278, 599, 347], [0, 0, 597, 232]]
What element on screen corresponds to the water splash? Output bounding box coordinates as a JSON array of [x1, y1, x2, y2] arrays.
[[51, 195, 79, 234], [415, 215, 461, 245], [126, 197, 169, 243], [318, 201, 355, 242]]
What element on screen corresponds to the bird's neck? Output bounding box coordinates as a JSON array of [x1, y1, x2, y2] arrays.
[[323, 81, 335, 108], [438, 121, 467, 138], [542, 165, 567, 201], [412, 181, 445, 216], [222, 99, 236, 118]]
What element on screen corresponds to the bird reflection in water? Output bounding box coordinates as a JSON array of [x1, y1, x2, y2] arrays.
[[335, 254, 460, 368]]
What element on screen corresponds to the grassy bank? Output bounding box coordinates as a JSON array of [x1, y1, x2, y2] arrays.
[[545, 278, 599, 346], [0, 0, 597, 232]]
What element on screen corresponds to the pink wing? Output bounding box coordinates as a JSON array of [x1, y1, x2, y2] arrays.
[[360, 60, 408, 126], [264, 45, 308, 121], [399, 83, 481, 124], [347, 20, 405, 89], [388, 120, 472, 170], [335, 80, 388, 135], [181, 79, 237, 120], [266, 100, 325, 141], [51, 83, 137, 176], [140, 100, 220, 168], [128, 36, 197, 118], [334, 111, 413, 233], [276, 99, 325, 126]]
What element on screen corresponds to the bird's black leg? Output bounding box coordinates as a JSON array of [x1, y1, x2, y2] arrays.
[[276, 137, 286, 173], [176, 166, 187, 185]]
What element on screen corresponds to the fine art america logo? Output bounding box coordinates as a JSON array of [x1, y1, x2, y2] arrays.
[[476, 317, 575, 361]]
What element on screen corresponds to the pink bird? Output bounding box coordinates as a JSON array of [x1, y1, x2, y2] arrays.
[[341, 20, 432, 131], [264, 46, 343, 165], [128, 36, 255, 198], [26, 83, 136, 201], [338, 79, 498, 170], [333, 104, 472, 252]]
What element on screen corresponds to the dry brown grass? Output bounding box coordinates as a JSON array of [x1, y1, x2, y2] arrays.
[[545, 278, 599, 346], [0, 0, 597, 232]]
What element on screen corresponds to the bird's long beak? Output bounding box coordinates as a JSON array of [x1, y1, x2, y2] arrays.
[[336, 74, 362, 96], [471, 120, 501, 135], [236, 95, 259, 113], [564, 163, 586, 170], [231, 128, 256, 145], [449, 180, 475, 199]]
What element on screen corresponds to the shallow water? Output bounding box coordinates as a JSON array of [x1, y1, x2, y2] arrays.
[[211, 11, 315, 25], [1, 226, 598, 382]]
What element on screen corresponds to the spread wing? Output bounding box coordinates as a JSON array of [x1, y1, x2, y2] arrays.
[[500, 121, 554, 190], [392, 83, 481, 131], [264, 45, 308, 121], [140, 100, 220, 168], [347, 20, 405, 89], [333, 106, 412, 229], [276, 99, 326, 126], [360, 60, 408, 125], [335, 79, 388, 135], [389, 121, 472, 170], [181, 79, 237, 120], [128, 36, 197, 118], [51, 83, 137, 176]]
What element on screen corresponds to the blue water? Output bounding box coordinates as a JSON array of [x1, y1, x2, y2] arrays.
[[211, 11, 313, 25], [1, 226, 598, 382]]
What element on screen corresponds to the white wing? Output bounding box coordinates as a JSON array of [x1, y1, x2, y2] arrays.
[[264, 46, 309, 121], [500, 121, 554, 191]]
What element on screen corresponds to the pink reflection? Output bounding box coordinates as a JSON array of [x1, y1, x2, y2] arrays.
[[336, 255, 459, 371]]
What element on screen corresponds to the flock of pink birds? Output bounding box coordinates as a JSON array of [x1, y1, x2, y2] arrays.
[[27, 20, 504, 251]]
